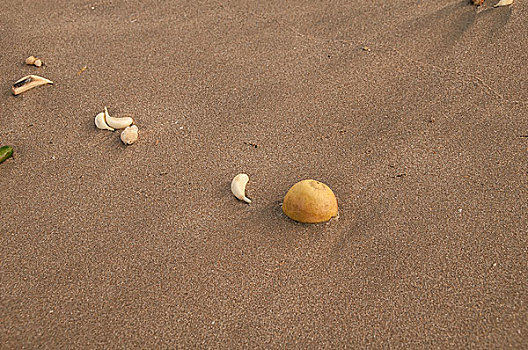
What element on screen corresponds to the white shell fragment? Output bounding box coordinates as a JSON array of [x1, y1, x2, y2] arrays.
[[25, 56, 43, 67], [95, 111, 114, 131], [120, 125, 139, 145], [104, 107, 134, 129], [11, 75, 53, 95], [494, 0, 513, 7], [231, 173, 251, 204]]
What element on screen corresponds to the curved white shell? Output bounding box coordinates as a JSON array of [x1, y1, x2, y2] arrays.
[[120, 125, 138, 145], [95, 111, 114, 131], [105, 107, 134, 129], [11, 75, 53, 95], [231, 173, 251, 204]]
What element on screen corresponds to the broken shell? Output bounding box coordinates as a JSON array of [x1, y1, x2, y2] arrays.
[[494, 0, 513, 7], [95, 112, 114, 131], [120, 125, 138, 145], [25, 56, 36, 64], [11, 75, 53, 95], [231, 173, 251, 204], [25, 56, 43, 67], [104, 107, 134, 129], [282, 179, 338, 223]]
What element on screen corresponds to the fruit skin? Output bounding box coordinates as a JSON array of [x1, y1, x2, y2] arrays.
[[282, 179, 338, 223], [0, 146, 14, 164]]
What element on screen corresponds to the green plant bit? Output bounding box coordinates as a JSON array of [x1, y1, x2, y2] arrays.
[[0, 146, 14, 164]]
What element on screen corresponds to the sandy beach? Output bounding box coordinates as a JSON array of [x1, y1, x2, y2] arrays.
[[1, 0, 527, 348]]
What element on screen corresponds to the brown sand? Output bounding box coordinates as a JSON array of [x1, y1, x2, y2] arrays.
[[1, 0, 527, 348]]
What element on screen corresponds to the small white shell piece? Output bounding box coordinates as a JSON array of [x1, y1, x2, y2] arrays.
[[231, 173, 251, 204], [494, 0, 513, 7], [105, 107, 134, 129], [95, 111, 114, 131], [25, 56, 43, 67], [120, 125, 138, 145]]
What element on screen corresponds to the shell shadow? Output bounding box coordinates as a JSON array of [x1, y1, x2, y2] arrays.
[[474, 3, 512, 40], [391, 1, 478, 59], [393, 1, 513, 60]]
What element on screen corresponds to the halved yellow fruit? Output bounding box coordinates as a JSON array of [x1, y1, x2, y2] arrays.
[[282, 179, 338, 223]]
